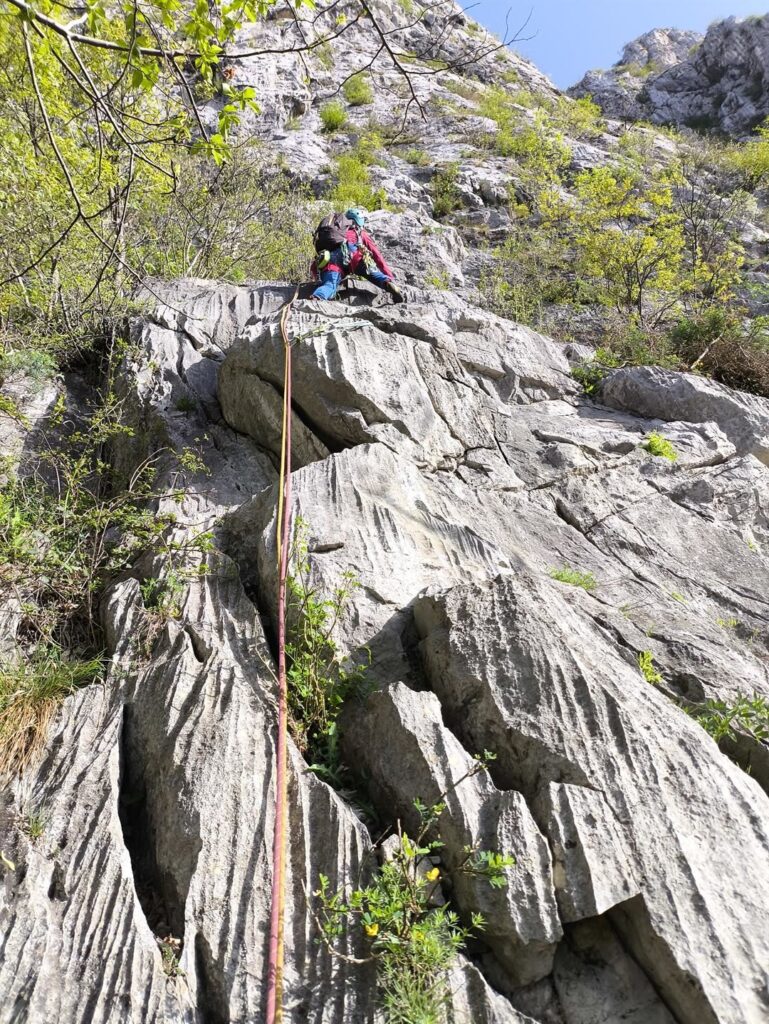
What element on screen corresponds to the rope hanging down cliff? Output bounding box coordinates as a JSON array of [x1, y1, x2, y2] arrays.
[[265, 293, 296, 1024]]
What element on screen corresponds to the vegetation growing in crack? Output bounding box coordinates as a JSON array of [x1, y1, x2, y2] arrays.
[[21, 807, 46, 842], [157, 935, 184, 978], [320, 101, 348, 133], [638, 650, 662, 685], [570, 348, 624, 396], [0, 646, 102, 776], [315, 753, 515, 1024], [431, 162, 462, 219], [327, 151, 389, 211], [0, 354, 212, 774], [285, 518, 369, 788], [644, 432, 678, 461], [549, 566, 599, 593], [691, 694, 769, 745]]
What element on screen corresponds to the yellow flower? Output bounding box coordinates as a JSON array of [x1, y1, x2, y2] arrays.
[[364, 923, 379, 937], [425, 867, 440, 881]]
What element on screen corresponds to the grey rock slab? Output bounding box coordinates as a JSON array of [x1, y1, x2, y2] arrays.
[[553, 917, 676, 1024], [413, 574, 769, 1024], [1, 564, 377, 1024], [220, 301, 481, 469], [450, 957, 542, 1024], [533, 783, 639, 923], [343, 682, 562, 985], [543, 458, 769, 709], [363, 210, 466, 289], [600, 365, 769, 464]]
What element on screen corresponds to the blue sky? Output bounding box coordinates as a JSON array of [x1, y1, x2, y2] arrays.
[[470, 1, 768, 88]]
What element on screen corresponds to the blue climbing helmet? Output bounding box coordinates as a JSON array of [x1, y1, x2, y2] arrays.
[[345, 207, 366, 228]]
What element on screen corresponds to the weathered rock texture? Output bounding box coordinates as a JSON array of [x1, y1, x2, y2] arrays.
[[571, 16, 769, 137], [3, 256, 769, 1024], [2, 4, 769, 1023]]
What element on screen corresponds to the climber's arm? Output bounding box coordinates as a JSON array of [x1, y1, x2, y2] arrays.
[[362, 232, 394, 278]]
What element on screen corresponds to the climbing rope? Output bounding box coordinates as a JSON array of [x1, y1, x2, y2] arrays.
[[266, 291, 297, 1024], [264, 294, 368, 1021]]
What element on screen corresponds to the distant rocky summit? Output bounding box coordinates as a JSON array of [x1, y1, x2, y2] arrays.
[[571, 15, 769, 137]]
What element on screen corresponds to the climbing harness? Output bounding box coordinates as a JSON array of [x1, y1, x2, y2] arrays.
[[265, 291, 297, 1024]]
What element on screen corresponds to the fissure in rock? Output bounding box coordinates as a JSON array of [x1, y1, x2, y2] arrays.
[[117, 705, 186, 951]]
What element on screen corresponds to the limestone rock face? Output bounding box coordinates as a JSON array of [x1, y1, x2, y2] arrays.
[[3, 278, 769, 1023], [571, 16, 769, 137]]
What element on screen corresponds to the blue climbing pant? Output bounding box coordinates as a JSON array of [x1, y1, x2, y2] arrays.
[[312, 243, 392, 299], [312, 266, 391, 300], [313, 269, 343, 300]]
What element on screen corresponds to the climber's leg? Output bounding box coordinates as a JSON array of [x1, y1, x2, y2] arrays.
[[364, 268, 405, 303], [312, 269, 343, 300]]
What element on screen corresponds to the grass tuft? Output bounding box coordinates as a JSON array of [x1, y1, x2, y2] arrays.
[[549, 566, 598, 593], [0, 646, 101, 776]]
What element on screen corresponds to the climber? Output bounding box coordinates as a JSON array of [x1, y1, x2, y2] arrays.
[[310, 208, 404, 303]]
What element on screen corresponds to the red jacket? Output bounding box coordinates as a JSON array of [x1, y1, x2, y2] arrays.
[[312, 228, 394, 279]]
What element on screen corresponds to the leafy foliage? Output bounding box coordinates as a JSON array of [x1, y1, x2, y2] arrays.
[[542, 166, 685, 323], [286, 519, 368, 784], [403, 148, 431, 167], [693, 694, 769, 744], [0, 394, 209, 649], [644, 432, 678, 461], [477, 88, 571, 189], [729, 119, 769, 190], [327, 152, 388, 210], [638, 651, 662, 685], [571, 348, 623, 396], [430, 163, 462, 218], [550, 95, 605, 140], [549, 566, 599, 593], [315, 755, 515, 1022]]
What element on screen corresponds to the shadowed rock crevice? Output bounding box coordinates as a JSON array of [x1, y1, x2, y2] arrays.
[[117, 705, 191, 952], [608, 896, 718, 1024], [195, 933, 231, 1024]]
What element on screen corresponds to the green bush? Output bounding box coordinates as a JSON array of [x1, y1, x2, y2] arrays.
[[327, 153, 388, 210], [0, 349, 57, 389], [343, 73, 374, 107], [431, 162, 462, 218], [551, 96, 605, 140], [693, 694, 769, 744], [638, 651, 662, 685], [571, 348, 623, 396], [730, 120, 769, 189], [0, 392, 212, 658], [315, 755, 514, 1021], [320, 101, 348, 133], [403, 148, 431, 167]]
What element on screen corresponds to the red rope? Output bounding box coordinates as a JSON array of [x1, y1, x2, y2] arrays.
[[266, 297, 295, 1024]]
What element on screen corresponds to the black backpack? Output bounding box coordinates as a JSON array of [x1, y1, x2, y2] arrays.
[[313, 212, 353, 253]]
